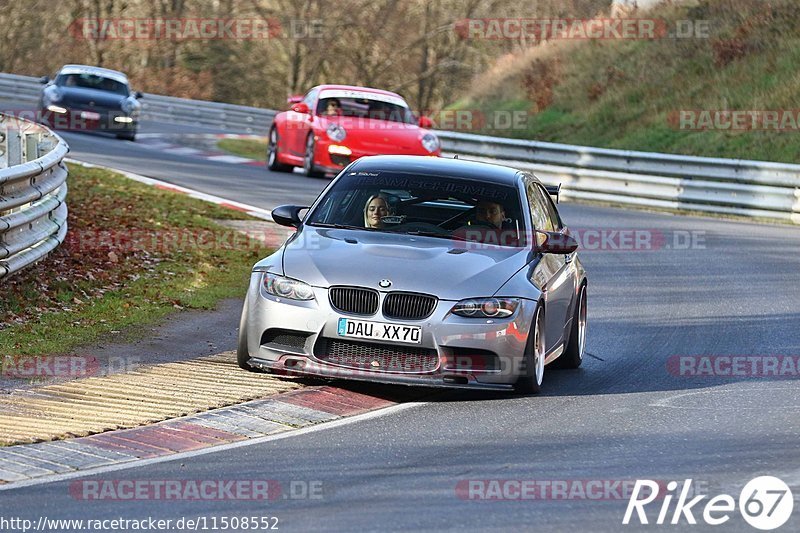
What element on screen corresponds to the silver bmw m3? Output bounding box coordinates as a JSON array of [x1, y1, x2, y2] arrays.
[[237, 155, 587, 392]]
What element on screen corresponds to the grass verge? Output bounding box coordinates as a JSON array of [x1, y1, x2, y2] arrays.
[[0, 163, 270, 357], [454, 0, 800, 164], [217, 138, 268, 161]]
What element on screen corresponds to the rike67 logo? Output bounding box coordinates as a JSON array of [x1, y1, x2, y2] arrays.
[[623, 476, 793, 530]]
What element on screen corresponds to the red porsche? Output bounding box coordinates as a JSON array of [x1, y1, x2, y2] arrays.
[[267, 85, 441, 177]]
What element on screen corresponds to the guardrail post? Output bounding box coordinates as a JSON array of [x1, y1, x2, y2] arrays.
[[24, 131, 42, 162], [5, 126, 22, 166], [0, 124, 6, 169]]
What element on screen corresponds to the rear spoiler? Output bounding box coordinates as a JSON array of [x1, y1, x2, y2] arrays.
[[545, 184, 561, 204]]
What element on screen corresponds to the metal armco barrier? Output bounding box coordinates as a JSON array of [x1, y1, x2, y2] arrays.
[[0, 112, 69, 280], [2, 72, 798, 223]]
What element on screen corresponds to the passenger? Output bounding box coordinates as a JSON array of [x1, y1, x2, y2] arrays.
[[364, 194, 391, 228]]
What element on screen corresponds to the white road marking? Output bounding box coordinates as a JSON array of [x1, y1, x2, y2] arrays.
[[206, 154, 253, 164]]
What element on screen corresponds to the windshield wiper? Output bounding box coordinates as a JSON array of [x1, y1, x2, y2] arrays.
[[309, 223, 374, 230], [403, 230, 467, 242]]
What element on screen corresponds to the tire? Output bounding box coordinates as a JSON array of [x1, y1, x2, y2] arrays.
[[116, 131, 136, 141], [236, 299, 258, 372], [267, 127, 293, 172], [303, 134, 325, 178], [555, 283, 587, 369], [515, 304, 546, 394]]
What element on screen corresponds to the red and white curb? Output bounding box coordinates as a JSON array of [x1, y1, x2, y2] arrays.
[[135, 133, 266, 167], [65, 158, 273, 221], [0, 386, 423, 488]]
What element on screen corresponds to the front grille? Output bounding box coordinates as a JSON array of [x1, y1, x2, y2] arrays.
[[260, 329, 309, 351], [329, 286, 379, 316], [383, 292, 437, 320], [316, 338, 439, 372]]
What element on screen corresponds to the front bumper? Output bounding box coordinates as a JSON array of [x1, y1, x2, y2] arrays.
[[314, 136, 439, 173], [241, 272, 535, 390], [40, 107, 138, 133]]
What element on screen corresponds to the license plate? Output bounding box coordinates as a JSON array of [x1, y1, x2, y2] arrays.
[[337, 318, 422, 344], [80, 111, 100, 120]]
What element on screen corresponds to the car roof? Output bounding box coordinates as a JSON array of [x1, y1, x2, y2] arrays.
[[58, 65, 129, 85], [346, 155, 528, 187], [313, 84, 404, 100]]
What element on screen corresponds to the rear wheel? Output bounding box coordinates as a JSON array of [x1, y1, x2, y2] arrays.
[[303, 134, 325, 178], [515, 304, 545, 394], [555, 283, 587, 369], [267, 127, 293, 172]]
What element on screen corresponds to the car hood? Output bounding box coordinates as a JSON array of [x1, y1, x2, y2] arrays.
[[58, 87, 127, 108], [281, 226, 530, 300]]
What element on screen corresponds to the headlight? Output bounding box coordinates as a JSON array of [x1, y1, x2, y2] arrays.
[[46, 89, 62, 103], [451, 298, 519, 318], [46, 105, 67, 114], [262, 272, 315, 301], [326, 124, 347, 142], [421, 133, 440, 153]]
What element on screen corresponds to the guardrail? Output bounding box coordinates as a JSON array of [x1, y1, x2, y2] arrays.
[[2, 71, 798, 223], [437, 132, 800, 224], [0, 113, 69, 280]]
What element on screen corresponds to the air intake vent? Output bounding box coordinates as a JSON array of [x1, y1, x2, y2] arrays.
[[316, 339, 439, 372], [329, 286, 379, 316], [383, 292, 437, 320], [260, 329, 309, 351]]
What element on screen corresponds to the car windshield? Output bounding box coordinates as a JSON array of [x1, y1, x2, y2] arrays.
[[306, 171, 527, 248], [57, 74, 129, 96], [316, 97, 415, 124]]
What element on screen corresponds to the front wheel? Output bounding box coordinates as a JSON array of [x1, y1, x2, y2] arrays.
[[237, 299, 259, 372], [515, 304, 546, 394], [303, 134, 325, 178], [116, 131, 136, 141], [267, 127, 293, 172], [555, 283, 587, 369]]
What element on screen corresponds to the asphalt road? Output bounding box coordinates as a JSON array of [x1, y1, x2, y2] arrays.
[[2, 105, 800, 532]]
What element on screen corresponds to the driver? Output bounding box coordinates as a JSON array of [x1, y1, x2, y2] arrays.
[[364, 194, 391, 228], [321, 98, 342, 116], [475, 200, 507, 229]]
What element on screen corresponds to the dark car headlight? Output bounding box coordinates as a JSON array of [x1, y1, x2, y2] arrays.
[[262, 272, 315, 301], [326, 124, 347, 142], [451, 298, 519, 318], [421, 133, 440, 153]]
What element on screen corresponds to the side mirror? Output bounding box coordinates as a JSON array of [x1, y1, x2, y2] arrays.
[[287, 94, 303, 105], [272, 205, 307, 228], [39, 76, 50, 84], [135, 91, 144, 99], [290, 102, 310, 114], [418, 116, 433, 128], [535, 230, 578, 255]]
